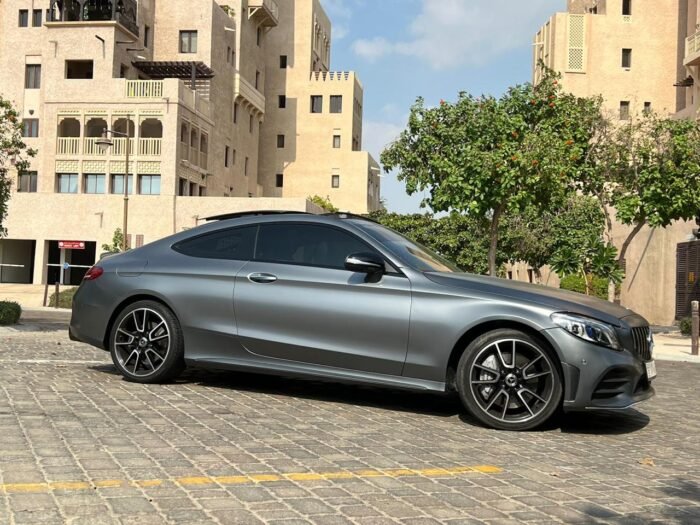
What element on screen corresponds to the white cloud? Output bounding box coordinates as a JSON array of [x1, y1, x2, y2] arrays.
[[362, 119, 403, 161], [352, 0, 561, 70]]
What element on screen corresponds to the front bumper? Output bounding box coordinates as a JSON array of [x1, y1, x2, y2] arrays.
[[541, 327, 655, 412]]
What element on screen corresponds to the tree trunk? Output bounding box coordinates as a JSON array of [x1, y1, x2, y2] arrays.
[[488, 205, 504, 277], [582, 269, 591, 296], [614, 221, 646, 304]]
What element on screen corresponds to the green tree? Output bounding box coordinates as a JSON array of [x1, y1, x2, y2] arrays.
[[102, 228, 127, 253], [308, 195, 339, 213], [582, 112, 700, 301], [0, 96, 36, 235], [381, 70, 602, 276]]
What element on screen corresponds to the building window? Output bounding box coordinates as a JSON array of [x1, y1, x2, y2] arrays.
[[144, 25, 151, 48], [225, 146, 230, 167], [65, 60, 94, 79], [276, 174, 284, 188], [330, 95, 343, 113], [622, 0, 632, 16], [139, 175, 161, 195], [255, 70, 261, 90], [120, 64, 129, 78], [333, 135, 341, 149], [232, 149, 237, 165], [83, 174, 105, 194], [111, 174, 134, 195], [32, 9, 42, 27], [18, 171, 37, 193], [249, 114, 254, 133], [233, 103, 239, 123], [190, 182, 198, 196], [25, 65, 41, 89], [279, 95, 286, 108], [57, 173, 79, 194], [22, 119, 39, 138], [179, 30, 198, 53], [619, 101, 630, 120], [311, 95, 323, 113], [277, 134, 285, 148], [199, 186, 206, 196], [18, 10, 28, 27], [227, 46, 231, 63], [644, 101, 652, 114], [621, 48, 632, 68], [257, 27, 262, 46], [178, 178, 188, 196], [280, 55, 288, 68], [244, 157, 249, 176], [331, 174, 340, 188]]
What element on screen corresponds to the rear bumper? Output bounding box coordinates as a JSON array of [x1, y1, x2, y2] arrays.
[[541, 327, 655, 412], [69, 286, 109, 350]]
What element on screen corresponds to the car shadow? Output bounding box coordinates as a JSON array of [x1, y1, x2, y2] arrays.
[[90, 364, 650, 433]]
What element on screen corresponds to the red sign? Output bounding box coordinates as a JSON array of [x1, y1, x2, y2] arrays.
[[58, 241, 86, 250]]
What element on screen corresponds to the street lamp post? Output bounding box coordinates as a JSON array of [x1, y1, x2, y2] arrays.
[[96, 116, 132, 251]]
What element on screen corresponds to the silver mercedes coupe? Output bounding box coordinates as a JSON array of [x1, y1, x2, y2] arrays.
[[70, 212, 655, 430]]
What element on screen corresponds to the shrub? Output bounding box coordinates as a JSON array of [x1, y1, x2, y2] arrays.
[[559, 274, 609, 300], [0, 301, 22, 325], [679, 317, 692, 336], [49, 287, 77, 309]]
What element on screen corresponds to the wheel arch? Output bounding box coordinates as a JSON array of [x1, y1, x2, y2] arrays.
[[102, 293, 178, 349], [445, 319, 563, 391]]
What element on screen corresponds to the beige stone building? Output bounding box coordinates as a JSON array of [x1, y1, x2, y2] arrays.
[[0, 0, 379, 287], [531, 0, 695, 325]]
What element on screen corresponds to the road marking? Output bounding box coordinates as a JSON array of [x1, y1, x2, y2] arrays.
[[0, 465, 502, 494]]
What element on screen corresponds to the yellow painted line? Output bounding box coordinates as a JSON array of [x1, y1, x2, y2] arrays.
[[0, 465, 501, 494]]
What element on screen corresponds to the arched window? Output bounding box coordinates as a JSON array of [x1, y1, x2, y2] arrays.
[[180, 122, 189, 143], [140, 118, 163, 139], [85, 117, 108, 137], [58, 118, 81, 137], [113, 117, 135, 137]]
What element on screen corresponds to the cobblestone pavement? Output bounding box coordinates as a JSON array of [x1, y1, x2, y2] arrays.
[[0, 328, 699, 525]]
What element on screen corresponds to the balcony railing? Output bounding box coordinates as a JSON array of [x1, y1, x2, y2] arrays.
[[84, 138, 107, 156], [248, 0, 279, 26], [686, 30, 700, 66], [126, 80, 164, 99], [234, 73, 266, 116], [57, 137, 80, 155], [47, 0, 139, 36], [139, 138, 162, 156], [112, 138, 135, 156]]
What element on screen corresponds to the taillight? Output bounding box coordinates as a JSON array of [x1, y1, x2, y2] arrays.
[[83, 266, 104, 281]]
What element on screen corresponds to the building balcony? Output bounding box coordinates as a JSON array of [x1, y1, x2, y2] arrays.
[[248, 0, 279, 27], [234, 73, 266, 117], [685, 30, 700, 66], [57, 137, 161, 158], [47, 0, 139, 37]]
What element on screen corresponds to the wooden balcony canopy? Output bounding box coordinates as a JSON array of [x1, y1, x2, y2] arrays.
[[132, 61, 215, 80]]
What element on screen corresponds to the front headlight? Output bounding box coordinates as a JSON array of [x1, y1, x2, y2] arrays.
[[551, 313, 621, 350]]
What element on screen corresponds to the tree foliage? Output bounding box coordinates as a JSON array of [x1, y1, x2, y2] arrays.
[[308, 195, 339, 213], [0, 96, 35, 236], [381, 69, 602, 276], [101, 228, 128, 253]]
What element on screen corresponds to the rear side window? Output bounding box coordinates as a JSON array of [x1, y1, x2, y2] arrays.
[[255, 223, 372, 269], [173, 226, 256, 261]]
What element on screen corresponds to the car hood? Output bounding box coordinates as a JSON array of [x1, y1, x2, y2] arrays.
[[424, 272, 645, 327]]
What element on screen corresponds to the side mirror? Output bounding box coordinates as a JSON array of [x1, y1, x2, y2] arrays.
[[345, 252, 385, 275]]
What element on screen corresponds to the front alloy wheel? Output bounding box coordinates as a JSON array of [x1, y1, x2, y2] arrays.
[[457, 329, 562, 430], [109, 300, 185, 383]]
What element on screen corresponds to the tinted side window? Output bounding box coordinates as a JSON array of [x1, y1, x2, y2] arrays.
[[256, 224, 373, 269], [173, 227, 256, 261]]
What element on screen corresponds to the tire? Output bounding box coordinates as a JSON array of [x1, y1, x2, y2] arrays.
[[456, 328, 562, 431], [109, 300, 185, 384]]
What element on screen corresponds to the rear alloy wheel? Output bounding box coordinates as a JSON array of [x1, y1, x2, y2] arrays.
[[456, 329, 562, 431], [109, 300, 185, 383]]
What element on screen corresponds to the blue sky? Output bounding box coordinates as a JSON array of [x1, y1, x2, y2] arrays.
[[319, 0, 565, 213]]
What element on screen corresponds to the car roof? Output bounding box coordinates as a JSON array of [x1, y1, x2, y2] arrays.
[[204, 210, 379, 226]]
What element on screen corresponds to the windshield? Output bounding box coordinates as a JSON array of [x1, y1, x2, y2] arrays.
[[350, 220, 462, 273]]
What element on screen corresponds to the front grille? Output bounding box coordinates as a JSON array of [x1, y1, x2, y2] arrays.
[[631, 326, 652, 361]]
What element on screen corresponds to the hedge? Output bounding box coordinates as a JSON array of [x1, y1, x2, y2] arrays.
[[0, 301, 22, 325]]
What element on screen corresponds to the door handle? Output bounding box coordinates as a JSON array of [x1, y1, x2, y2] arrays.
[[248, 272, 278, 284]]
